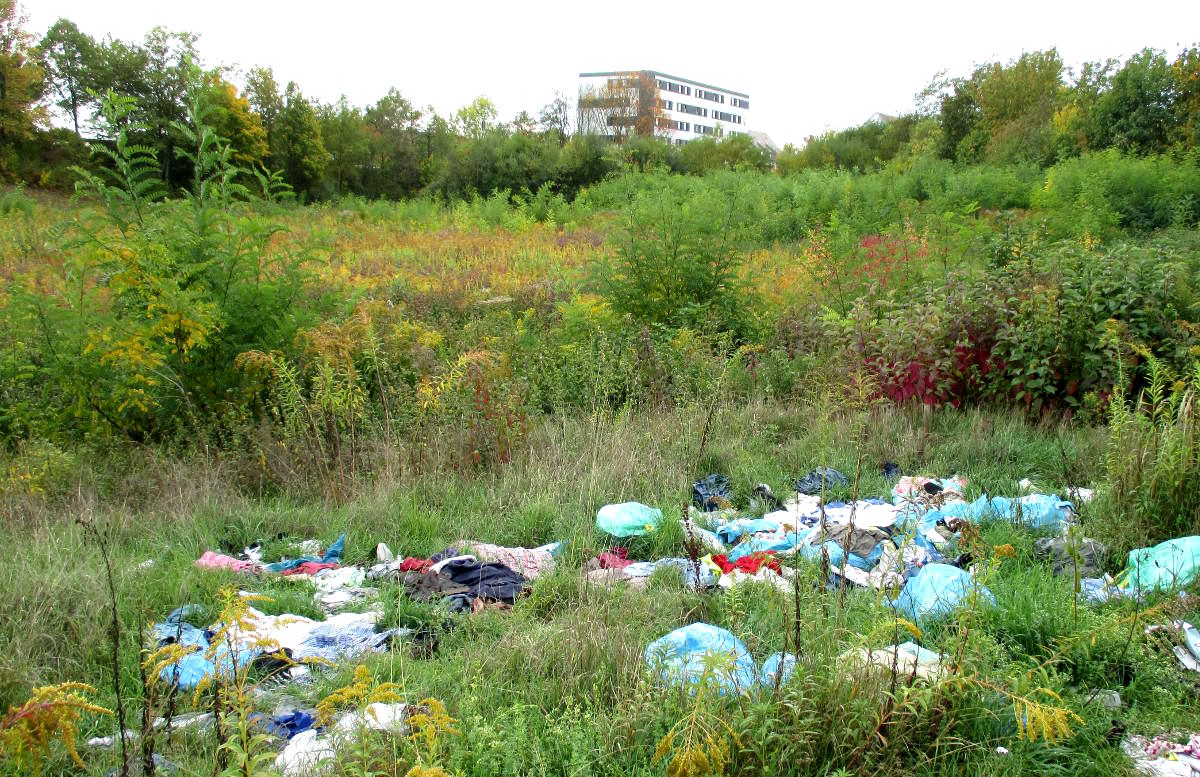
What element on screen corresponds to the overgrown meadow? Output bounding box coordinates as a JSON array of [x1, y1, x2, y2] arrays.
[[2, 110, 1200, 776]]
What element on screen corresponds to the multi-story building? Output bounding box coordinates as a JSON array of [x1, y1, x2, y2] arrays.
[[577, 70, 751, 145]]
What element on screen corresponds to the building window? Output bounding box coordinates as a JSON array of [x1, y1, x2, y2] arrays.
[[694, 124, 713, 135], [732, 97, 750, 110]]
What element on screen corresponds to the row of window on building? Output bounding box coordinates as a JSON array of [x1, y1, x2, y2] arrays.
[[672, 120, 718, 135], [671, 103, 744, 125], [657, 79, 751, 110]]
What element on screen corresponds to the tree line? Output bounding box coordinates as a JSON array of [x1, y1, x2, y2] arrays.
[[2, 0, 1198, 200]]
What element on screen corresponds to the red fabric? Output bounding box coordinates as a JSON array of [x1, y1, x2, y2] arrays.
[[399, 557, 433, 572], [281, 561, 339, 576], [711, 552, 780, 575], [599, 547, 632, 570]]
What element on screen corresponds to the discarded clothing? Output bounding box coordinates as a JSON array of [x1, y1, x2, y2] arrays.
[[596, 502, 662, 537], [891, 476, 967, 505], [750, 483, 784, 512], [152, 606, 257, 689], [250, 709, 316, 740], [809, 524, 892, 559], [196, 552, 262, 574], [623, 558, 715, 588], [394, 569, 472, 602], [725, 531, 805, 563], [263, 535, 346, 575], [794, 467, 849, 495], [435, 558, 527, 603], [710, 552, 781, 576], [400, 557, 433, 572], [1034, 536, 1107, 577], [1119, 536, 1200, 594], [681, 519, 724, 552], [883, 462, 901, 480], [764, 496, 899, 531], [693, 474, 733, 512], [462, 541, 557, 580], [282, 561, 339, 577], [275, 703, 409, 777], [890, 563, 994, 622], [1123, 734, 1200, 777], [584, 568, 648, 590], [598, 547, 633, 570]]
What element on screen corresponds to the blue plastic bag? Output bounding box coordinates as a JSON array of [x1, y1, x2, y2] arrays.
[[596, 502, 663, 538], [1120, 536, 1200, 593], [891, 563, 994, 622], [645, 623, 758, 694]]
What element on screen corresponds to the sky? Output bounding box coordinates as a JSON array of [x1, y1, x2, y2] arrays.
[[27, 0, 1200, 148]]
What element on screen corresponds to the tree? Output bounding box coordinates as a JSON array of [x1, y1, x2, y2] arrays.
[[454, 96, 498, 139], [1174, 45, 1200, 148], [1089, 48, 1178, 154], [317, 95, 369, 196], [538, 90, 573, 144], [243, 65, 282, 157], [577, 71, 668, 143], [511, 109, 536, 135], [134, 27, 200, 185], [38, 18, 97, 136], [272, 81, 327, 198], [200, 72, 267, 168], [363, 87, 424, 198], [0, 0, 46, 177]]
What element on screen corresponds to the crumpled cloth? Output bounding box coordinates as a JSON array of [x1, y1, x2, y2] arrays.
[[710, 551, 781, 575], [196, 552, 262, 574], [461, 541, 557, 580]]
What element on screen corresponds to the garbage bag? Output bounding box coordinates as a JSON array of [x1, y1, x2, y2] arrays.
[[1120, 536, 1200, 594], [645, 623, 758, 694], [760, 652, 797, 688], [794, 467, 849, 495], [596, 502, 662, 538], [891, 563, 994, 622], [693, 474, 732, 512]]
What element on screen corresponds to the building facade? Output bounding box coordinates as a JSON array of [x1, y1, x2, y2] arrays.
[[577, 70, 750, 145]]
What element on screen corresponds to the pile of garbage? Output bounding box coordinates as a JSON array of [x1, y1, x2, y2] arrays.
[[136, 464, 1200, 773]]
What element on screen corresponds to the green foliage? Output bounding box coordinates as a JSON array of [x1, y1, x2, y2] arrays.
[[1093, 350, 1200, 557], [601, 172, 763, 337]]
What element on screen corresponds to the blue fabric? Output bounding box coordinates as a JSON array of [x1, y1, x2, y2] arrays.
[[152, 606, 259, 689], [596, 503, 663, 538], [715, 518, 779, 545], [264, 534, 346, 574], [798, 539, 874, 571], [890, 563, 995, 622], [250, 710, 316, 739], [646, 623, 759, 694]]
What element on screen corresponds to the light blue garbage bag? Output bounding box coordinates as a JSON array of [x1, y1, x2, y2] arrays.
[[891, 563, 995, 622], [646, 623, 758, 694], [1119, 536, 1200, 594], [596, 502, 663, 538], [726, 527, 810, 562], [760, 652, 797, 688], [716, 518, 779, 545], [646, 624, 796, 694]]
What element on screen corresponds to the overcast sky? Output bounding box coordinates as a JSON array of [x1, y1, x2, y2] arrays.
[[28, 0, 1200, 147]]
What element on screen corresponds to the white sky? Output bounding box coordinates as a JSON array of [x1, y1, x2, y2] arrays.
[[28, 0, 1200, 148]]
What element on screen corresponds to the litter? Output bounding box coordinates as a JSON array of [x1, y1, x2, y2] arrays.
[[1119, 536, 1200, 594], [596, 502, 663, 537], [693, 474, 733, 511], [1123, 734, 1200, 777], [794, 467, 849, 495], [265, 534, 346, 574], [275, 703, 410, 776], [1034, 535, 1107, 577], [840, 641, 946, 681], [890, 563, 994, 622], [645, 623, 784, 695], [460, 541, 559, 580]]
